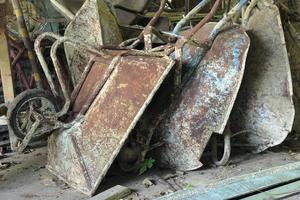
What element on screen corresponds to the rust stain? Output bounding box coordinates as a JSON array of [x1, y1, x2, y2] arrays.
[[72, 57, 112, 113]]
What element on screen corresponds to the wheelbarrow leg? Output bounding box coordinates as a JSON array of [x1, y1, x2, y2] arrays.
[[211, 131, 231, 166]]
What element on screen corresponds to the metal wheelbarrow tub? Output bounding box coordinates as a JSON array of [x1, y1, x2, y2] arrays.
[[230, 3, 295, 153], [47, 53, 174, 196], [64, 0, 123, 85], [156, 23, 250, 171], [51, 0, 150, 25]]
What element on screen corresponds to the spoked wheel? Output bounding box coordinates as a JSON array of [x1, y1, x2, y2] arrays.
[[8, 89, 59, 142]]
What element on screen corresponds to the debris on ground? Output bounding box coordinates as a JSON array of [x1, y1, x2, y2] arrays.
[[89, 185, 131, 200], [163, 173, 177, 180], [39, 175, 57, 187], [0, 162, 10, 170], [143, 178, 155, 188]]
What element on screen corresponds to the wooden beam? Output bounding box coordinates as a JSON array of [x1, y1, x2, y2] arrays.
[[0, 0, 15, 104]]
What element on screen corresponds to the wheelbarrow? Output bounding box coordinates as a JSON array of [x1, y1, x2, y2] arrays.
[[7, 0, 250, 196], [229, 1, 295, 153], [154, 0, 250, 170]]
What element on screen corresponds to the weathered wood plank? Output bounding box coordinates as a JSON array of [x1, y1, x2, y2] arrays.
[[89, 185, 131, 200], [242, 180, 300, 200], [157, 162, 300, 200], [0, 1, 15, 104]]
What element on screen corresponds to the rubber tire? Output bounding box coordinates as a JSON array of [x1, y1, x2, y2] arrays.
[[7, 89, 59, 142]]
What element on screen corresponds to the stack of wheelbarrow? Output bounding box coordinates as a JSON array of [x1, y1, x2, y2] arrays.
[[6, 0, 295, 196]]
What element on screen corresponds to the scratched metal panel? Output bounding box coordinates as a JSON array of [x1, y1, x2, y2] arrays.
[[47, 55, 174, 195], [230, 4, 295, 153], [156, 26, 250, 171]]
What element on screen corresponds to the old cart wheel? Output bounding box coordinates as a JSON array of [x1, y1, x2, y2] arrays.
[[7, 89, 59, 142]]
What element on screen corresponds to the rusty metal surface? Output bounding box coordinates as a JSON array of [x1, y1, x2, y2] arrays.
[[230, 3, 295, 153], [47, 55, 174, 196], [71, 56, 116, 114], [64, 0, 122, 85], [156, 25, 250, 171]]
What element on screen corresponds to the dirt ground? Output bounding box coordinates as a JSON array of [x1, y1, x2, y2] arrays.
[[1, 145, 300, 200]]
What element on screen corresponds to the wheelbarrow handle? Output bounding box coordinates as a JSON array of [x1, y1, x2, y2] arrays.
[[138, 0, 168, 40], [208, 0, 248, 41], [120, 0, 168, 49], [35, 33, 61, 97], [185, 0, 221, 40], [35, 32, 107, 117], [49, 37, 107, 117], [173, 0, 211, 35]]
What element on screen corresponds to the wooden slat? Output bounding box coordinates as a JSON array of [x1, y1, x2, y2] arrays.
[[242, 180, 300, 200], [157, 162, 300, 200], [0, 1, 15, 104]]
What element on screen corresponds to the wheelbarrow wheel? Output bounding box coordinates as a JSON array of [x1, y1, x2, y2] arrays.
[[7, 89, 59, 142]]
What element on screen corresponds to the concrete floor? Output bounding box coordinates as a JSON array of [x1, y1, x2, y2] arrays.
[[0, 145, 300, 200]]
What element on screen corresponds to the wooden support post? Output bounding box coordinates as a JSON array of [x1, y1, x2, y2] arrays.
[[11, 0, 43, 89], [0, 0, 15, 104]]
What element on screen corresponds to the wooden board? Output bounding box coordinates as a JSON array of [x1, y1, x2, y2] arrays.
[[243, 180, 300, 200], [0, 1, 15, 104], [158, 162, 300, 200]]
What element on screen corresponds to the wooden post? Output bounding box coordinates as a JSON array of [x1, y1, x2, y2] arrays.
[[0, 0, 15, 104], [11, 0, 43, 89]]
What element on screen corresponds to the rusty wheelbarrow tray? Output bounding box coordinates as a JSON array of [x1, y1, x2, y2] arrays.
[[63, 0, 123, 85], [156, 24, 250, 171], [230, 2, 295, 153], [151, 0, 250, 171], [46, 51, 175, 195]]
